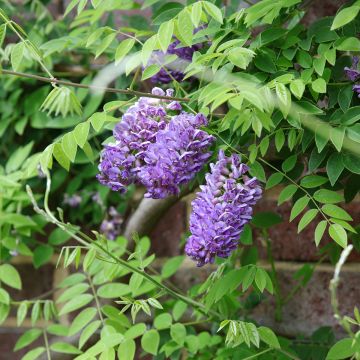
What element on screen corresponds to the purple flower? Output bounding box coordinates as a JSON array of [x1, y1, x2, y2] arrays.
[[100, 206, 123, 240], [63, 193, 82, 208], [97, 88, 178, 193], [353, 84, 360, 98], [344, 56, 360, 82], [137, 113, 214, 198], [149, 39, 203, 84], [185, 150, 262, 267]]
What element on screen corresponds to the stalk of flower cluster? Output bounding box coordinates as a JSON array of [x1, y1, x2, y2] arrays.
[[185, 150, 262, 266]]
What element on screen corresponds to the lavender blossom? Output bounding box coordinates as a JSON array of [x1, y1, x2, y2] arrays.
[[100, 206, 123, 240], [97, 88, 176, 193], [344, 56, 360, 82], [149, 39, 203, 84], [185, 150, 262, 267], [353, 85, 360, 98], [137, 112, 214, 198], [63, 193, 82, 208]]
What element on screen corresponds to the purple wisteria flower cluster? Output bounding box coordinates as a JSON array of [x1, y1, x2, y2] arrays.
[[97, 87, 214, 198], [149, 39, 202, 84], [100, 206, 123, 240], [344, 56, 360, 97], [185, 150, 262, 267]]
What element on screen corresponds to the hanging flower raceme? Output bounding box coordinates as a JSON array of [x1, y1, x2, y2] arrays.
[[185, 150, 262, 267], [138, 112, 215, 198], [149, 39, 203, 84], [97, 87, 214, 198], [96, 88, 172, 193], [344, 56, 360, 82], [344, 56, 360, 98]]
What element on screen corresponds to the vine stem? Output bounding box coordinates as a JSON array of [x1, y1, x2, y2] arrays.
[[43, 330, 52, 360], [87, 273, 105, 325], [0, 69, 190, 102]]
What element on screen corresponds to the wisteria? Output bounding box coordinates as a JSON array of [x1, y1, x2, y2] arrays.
[[100, 207, 123, 240], [138, 112, 214, 198], [344, 56, 360, 82], [97, 88, 213, 198], [185, 150, 262, 267], [149, 39, 202, 84], [344, 56, 360, 98]]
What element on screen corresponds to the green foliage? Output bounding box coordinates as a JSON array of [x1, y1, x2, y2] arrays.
[[0, 0, 359, 359]]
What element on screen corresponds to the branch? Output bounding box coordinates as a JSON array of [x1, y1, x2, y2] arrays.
[[124, 188, 191, 245], [0, 69, 190, 102]]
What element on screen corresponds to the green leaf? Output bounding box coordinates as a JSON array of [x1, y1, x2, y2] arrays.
[[312, 78, 327, 93], [161, 256, 184, 278], [278, 184, 297, 205], [97, 283, 130, 299], [258, 327, 280, 349], [118, 339, 136, 360], [327, 153, 344, 186], [79, 320, 101, 349], [21, 347, 45, 360], [255, 268, 267, 292], [300, 175, 328, 188], [298, 209, 318, 233], [33, 245, 53, 268], [336, 37, 360, 51], [266, 173, 283, 189], [115, 38, 135, 65], [290, 196, 310, 221], [252, 212, 282, 228], [57, 283, 89, 303], [95, 32, 116, 58], [0, 288, 10, 305], [69, 307, 97, 336], [228, 47, 255, 70], [331, 6, 360, 30], [326, 338, 356, 359], [342, 153, 360, 175], [177, 9, 193, 46], [0, 24, 6, 48], [59, 294, 93, 315], [203, 1, 223, 23], [6, 141, 34, 173], [124, 323, 147, 340], [89, 112, 106, 132], [315, 220, 327, 246], [50, 342, 82, 354], [172, 301, 187, 321], [11, 42, 25, 71], [0, 303, 9, 325], [74, 122, 90, 148], [31, 301, 41, 326], [158, 20, 174, 53], [170, 323, 187, 345], [314, 189, 344, 204], [17, 302, 28, 326], [249, 161, 266, 182], [191, 2, 202, 27], [275, 129, 285, 152], [141, 64, 161, 80], [15, 329, 42, 351], [142, 35, 157, 66], [330, 127, 345, 152], [141, 329, 160, 355], [282, 155, 297, 172], [276, 83, 291, 117], [329, 224, 347, 248], [322, 204, 352, 221], [154, 313, 172, 330], [290, 79, 305, 99], [53, 143, 70, 171], [0, 264, 22, 289]]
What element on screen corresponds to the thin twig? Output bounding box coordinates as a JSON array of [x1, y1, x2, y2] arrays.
[[0, 69, 190, 102]]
